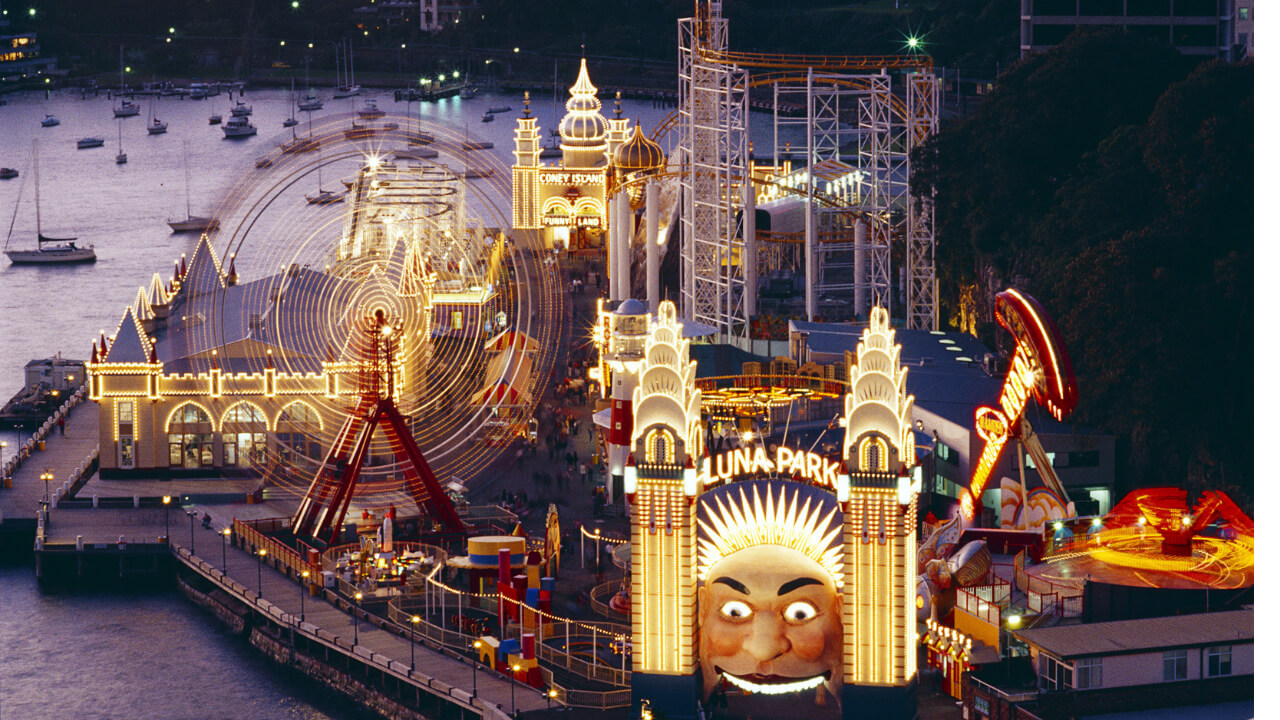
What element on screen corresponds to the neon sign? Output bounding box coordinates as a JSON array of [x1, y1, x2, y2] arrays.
[[540, 171, 603, 185], [965, 289, 1077, 518], [701, 446, 841, 489]]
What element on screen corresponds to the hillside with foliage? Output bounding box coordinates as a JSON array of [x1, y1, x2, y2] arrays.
[[912, 29, 1253, 508]]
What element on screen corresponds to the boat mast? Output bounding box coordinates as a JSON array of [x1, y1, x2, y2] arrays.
[[33, 139, 41, 237], [3, 167, 26, 250], [183, 139, 193, 219]]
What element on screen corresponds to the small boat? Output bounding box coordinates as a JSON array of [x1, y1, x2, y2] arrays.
[[280, 137, 319, 154], [6, 141, 97, 265], [115, 120, 127, 164], [408, 131, 434, 146], [147, 117, 168, 134], [230, 100, 253, 117], [167, 216, 218, 232], [0, 168, 17, 179], [344, 123, 375, 140], [255, 155, 274, 169], [116, 152, 128, 165], [209, 113, 222, 125], [283, 117, 299, 128], [76, 137, 105, 149], [298, 94, 323, 112], [481, 112, 494, 123], [305, 189, 346, 205], [381, 121, 399, 131], [459, 87, 477, 99], [393, 148, 439, 160], [461, 140, 493, 150], [357, 99, 385, 119], [222, 116, 257, 138], [486, 105, 511, 114], [40, 114, 59, 128], [463, 168, 494, 179], [114, 99, 140, 118], [334, 85, 361, 99]]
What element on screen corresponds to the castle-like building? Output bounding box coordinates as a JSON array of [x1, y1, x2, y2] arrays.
[[511, 59, 664, 253]]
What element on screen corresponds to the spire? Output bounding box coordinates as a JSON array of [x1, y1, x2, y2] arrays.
[[568, 58, 599, 105], [522, 90, 531, 118], [102, 307, 153, 364]]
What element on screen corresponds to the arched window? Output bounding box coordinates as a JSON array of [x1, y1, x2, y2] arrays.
[[221, 402, 268, 468], [858, 436, 889, 472], [167, 403, 214, 469], [645, 428, 675, 465], [277, 402, 324, 463]]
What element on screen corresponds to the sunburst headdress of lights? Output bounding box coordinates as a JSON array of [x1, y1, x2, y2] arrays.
[[697, 481, 844, 587]]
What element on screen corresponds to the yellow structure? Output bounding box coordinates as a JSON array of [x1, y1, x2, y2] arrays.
[[512, 59, 655, 251], [624, 302, 920, 719], [838, 306, 920, 713]]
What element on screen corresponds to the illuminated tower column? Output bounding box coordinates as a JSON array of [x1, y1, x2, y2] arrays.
[[600, 299, 650, 504], [627, 300, 704, 720], [511, 95, 543, 231], [838, 306, 920, 719]]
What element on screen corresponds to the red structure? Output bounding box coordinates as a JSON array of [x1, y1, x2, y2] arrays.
[[291, 309, 466, 546], [1107, 487, 1253, 556]]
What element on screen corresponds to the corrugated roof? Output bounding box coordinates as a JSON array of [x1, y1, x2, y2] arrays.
[[1015, 609, 1252, 659]]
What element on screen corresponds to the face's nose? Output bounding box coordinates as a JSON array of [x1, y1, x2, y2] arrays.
[[742, 613, 790, 663]]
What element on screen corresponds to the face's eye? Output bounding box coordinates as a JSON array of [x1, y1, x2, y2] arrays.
[[783, 601, 818, 624], [719, 600, 752, 621]]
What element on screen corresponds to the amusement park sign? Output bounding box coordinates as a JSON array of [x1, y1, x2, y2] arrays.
[[701, 446, 842, 489], [962, 289, 1077, 520]]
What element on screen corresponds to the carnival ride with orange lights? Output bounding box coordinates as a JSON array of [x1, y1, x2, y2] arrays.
[[1027, 488, 1254, 592]]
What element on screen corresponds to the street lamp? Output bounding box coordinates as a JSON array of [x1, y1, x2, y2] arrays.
[[353, 592, 363, 645], [300, 570, 310, 622], [162, 495, 171, 545], [510, 662, 520, 713], [187, 509, 197, 549], [1, 440, 8, 483], [545, 688, 558, 710], [222, 528, 231, 572], [409, 615, 420, 672], [41, 469, 52, 505], [257, 547, 267, 598], [472, 640, 481, 696]]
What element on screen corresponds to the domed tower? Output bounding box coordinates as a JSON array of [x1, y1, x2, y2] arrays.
[[613, 123, 666, 209], [838, 306, 921, 718], [558, 59, 609, 168]]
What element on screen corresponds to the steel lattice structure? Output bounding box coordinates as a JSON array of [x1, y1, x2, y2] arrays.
[[675, 2, 939, 339]]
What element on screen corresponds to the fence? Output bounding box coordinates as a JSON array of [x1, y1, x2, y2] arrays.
[[956, 578, 1011, 625], [2, 383, 90, 488], [1013, 550, 1083, 617]]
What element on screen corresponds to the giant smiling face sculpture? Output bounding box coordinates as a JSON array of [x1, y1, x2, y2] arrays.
[[699, 544, 843, 699]]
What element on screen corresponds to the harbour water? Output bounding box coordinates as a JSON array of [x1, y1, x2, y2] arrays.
[[0, 82, 802, 718]]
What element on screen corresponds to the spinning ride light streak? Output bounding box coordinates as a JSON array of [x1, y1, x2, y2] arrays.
[[963, 289, 1077, 520]]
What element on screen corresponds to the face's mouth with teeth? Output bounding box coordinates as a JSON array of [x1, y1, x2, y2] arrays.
[[717, 668, 830, 695]]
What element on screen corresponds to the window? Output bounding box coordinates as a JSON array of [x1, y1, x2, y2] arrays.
[[1039, 654, 1073, 690], [1238, 6, 1249, 21], [1163, 649, 1187, 681], [1207, 645, 1232, 677], [118, 400, 135, 469], [168, 403, 214, 469], [1074, 657, 1103, 688], [277, 402, 324, 462]]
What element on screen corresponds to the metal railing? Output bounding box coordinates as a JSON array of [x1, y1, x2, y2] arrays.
[[971, 676, 1038, 704]]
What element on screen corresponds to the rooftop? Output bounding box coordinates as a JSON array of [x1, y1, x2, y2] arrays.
[[1014, 609, 1253, 659]]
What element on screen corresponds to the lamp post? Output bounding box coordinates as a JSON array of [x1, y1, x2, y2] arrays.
[[472, 640, 481, 696], [162, 495, 171, 545], [545, 688, 558, 710], [300, 570, 310, 622], [1, 440, 8, 484], [510, 662, 520, 714], [221, 528, 231, 573], [409, 615, 420, 672], [187, 509, 196, 549], [41, 469, 52, 506], [353, 591, 363, 645], [257, 547, 266, 599]]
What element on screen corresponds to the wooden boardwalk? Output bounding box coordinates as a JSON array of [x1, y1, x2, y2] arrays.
[[0, 395, 98, 523], [176, 524, 553, 718]]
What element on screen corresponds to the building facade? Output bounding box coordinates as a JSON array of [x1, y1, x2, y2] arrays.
[[1020, 0, 1254, 60]]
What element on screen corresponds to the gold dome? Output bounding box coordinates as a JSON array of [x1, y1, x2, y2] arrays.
[[613, 123, 665, 174]]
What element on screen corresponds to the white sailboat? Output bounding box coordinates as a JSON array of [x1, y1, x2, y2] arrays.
[[284, 80, 299, 128], [113, 46, 140, 118], [116, 119, 128, 164], [5, 141, 96, 264], [333, 39, 361, 98], [306, 142, 345, 205], [298, 55, 324, 111], [168, 143, 217, 232], [147, 97, 168, 134]]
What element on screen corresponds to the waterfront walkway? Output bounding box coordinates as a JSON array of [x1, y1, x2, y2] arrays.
[[176, 523, 551, 718], [0, 389, 98, 524]]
